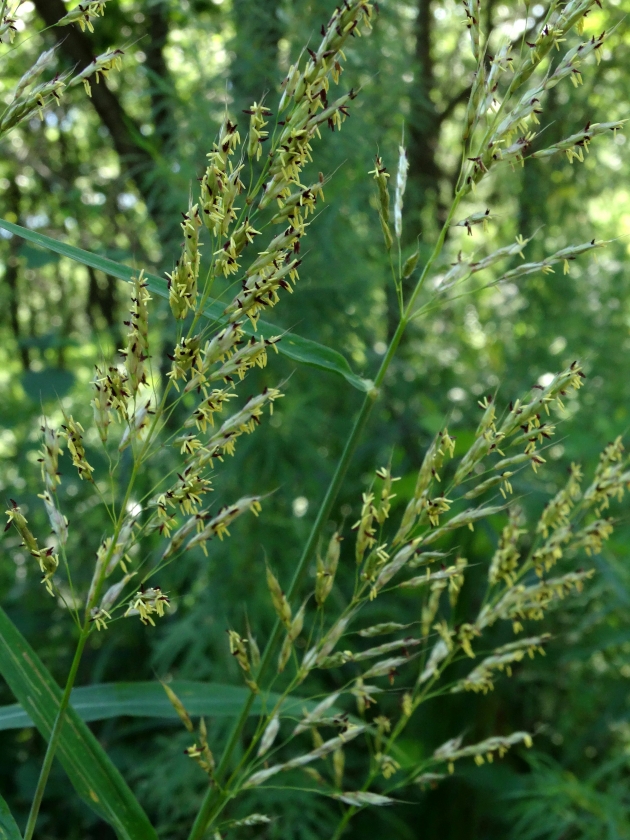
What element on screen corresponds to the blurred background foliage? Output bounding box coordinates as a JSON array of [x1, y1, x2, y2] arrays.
[[1, 0, 630, 838]]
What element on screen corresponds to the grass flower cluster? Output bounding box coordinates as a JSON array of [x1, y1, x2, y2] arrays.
[[0, 0, 627, 838]]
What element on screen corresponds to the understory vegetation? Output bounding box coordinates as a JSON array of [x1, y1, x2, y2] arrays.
[[1, 1, 630, 839]]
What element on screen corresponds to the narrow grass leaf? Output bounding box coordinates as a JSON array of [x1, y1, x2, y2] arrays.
[[0, 681, 330, 729]]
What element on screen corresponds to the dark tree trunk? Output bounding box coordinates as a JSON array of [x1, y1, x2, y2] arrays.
[[5, 179, 29, 369], [146, 2, 177, 149], [407, 0, 443, 236], [32, 0, 177, 243]]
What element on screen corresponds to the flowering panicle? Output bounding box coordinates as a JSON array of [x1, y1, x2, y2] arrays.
[[532, 120, 626, 164], [583, 436, 630, 514], [244, 102, 272, 160], [368, 155, 392, 249], [478, 570, 595, 633], [120, 272, 151, 395], [38, 491, 68, 547], [244, 725, 367, 788], [440, 235, 530, 292], [488, 506, 524, 586], [124, 587, 170, 626], [452, 634, 550, 694], [119, 400, 153, 451], [161, 683, 215, 777], [202, 7, 374, 332], [68, 48, 124, 97], [5, 502, 59, 595], [393, 429, 455, 545], [39, 419, 62, 492], [459, 3, 610, 187], [156, 469, 213, 530], [0, 5, 121, 137], [61, 417, 94, 482], [93, 365, 131, 422], [394, 145, 408, 240], [168, 204, 202, 319], [434, 731, 532, 773], [17, 0, 626, 822], [278, 602, 306, 673], [179, 387, 282, 467], [352, 492, 377, 565], [316, 532, 342, 607], [184, 496, 261, 553], [228, 630, 258, 693], [57, 1, 108, 32], [0, 6, 18, 43], [0, 73, 67, 133]]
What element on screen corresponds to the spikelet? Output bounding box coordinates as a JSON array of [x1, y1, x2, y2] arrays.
[[315, 532, 342, 607], [5, 501, 58, 595], [228, 630, 258, 693], [60, 417, 94, 482], [38, 490, 68, 546], [434, 731, 532, 773], [266, 565, 292, 629], [168, 204, 202, 319], [369, 154, 392, 249], [120, 272, 151, 396], [124, 587, 170, 626], [489, 507, 524, 586], [68, 48, 124, 97], [39, 419, 62, 492], [245, 102, 272, 160], [57, 0, 108, 32], [185, 496, 262, 553], [393, 145, 408, 240]]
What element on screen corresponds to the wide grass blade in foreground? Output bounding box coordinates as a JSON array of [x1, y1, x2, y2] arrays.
[[0, 608, 158, 840]]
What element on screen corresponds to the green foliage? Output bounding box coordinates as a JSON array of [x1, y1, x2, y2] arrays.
[[1, 0, 630, 839]]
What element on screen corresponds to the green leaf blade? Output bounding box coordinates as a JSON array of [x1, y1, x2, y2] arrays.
[[0, 608, 157, 840], [0, 681, 314, 729], [0, 792, 22, 840], [0, 218, 371, 392]]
